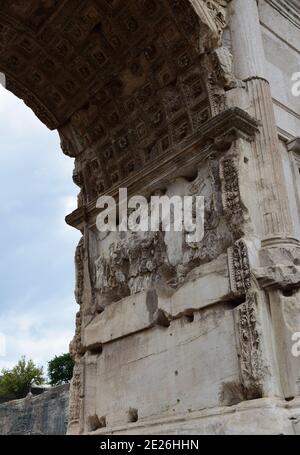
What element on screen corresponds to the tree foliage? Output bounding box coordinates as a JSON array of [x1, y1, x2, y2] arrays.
[[0, 357, 44, 399], [48, 353, 74, 386]]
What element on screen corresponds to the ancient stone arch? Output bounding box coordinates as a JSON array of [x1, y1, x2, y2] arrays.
[[1, 0, 300, 434]]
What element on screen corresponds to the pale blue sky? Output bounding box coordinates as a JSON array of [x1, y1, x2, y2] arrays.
[[0, 85, 80, 374]]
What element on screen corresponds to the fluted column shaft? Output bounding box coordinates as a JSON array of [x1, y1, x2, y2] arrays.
[[229, 0, 295, 242]]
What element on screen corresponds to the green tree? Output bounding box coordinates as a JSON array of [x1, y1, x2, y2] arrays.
[[0, 357, 44, 399], [48, 353, 74, 386]]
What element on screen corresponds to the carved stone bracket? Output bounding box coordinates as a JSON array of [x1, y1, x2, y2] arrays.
[[190, 0, 229, 53], [253, 264, 300, 292], [288, 138, 300, 154], [204, 46, 245, 116]]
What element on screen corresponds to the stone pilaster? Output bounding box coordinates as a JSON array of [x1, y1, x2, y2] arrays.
[[230, 0, 267, 81], [229, 0, 297, 245], [247, 78, 295, 242], [228, 0, 300, 404]]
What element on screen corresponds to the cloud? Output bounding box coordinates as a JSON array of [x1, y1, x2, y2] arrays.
[[0, 75, 80, 374], [0, 85, 45, 138], [0, 298, 77, 373]]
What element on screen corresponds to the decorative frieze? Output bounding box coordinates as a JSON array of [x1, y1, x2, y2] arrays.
[[68, 361, 84, 427], [220, 155, 241, 215], [74, 238, 84, 306], [219, 150, 248, 238], [234, 293, 264, 399], [66, 108, 258, 230], [228, 239, 251, 294]]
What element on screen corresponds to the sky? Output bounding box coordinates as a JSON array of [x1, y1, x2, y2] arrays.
[[0, 84, 80, 375]]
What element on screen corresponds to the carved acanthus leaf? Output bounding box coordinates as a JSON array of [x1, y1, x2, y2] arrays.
[[228, 239, 251, 295], [235, 293, 265, 399], [219, 152, 246, 237]]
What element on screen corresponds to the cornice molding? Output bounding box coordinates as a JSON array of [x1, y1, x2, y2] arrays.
[[66, 107, 259, 230], [264, 0, 300, 29]]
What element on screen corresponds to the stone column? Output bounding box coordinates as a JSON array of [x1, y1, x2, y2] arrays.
[[229, 0, 296, 245], [230, 0, 267, 81]]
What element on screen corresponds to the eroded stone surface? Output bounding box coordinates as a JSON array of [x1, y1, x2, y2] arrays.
[[1, 0, 300, 435], [0, 386, 69, 435]]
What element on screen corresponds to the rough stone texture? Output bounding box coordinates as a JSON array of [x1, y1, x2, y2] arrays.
[[90, 398, 300, 435], [1, 0, 300, 435], [0, 385, 69, 435]]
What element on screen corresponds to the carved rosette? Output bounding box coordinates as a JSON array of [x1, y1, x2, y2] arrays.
[[235, 293, 264, 399]]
